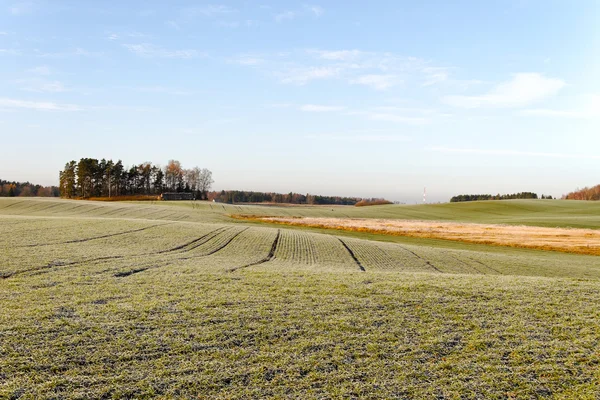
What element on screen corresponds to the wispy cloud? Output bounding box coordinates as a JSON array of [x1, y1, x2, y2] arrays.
[[123, 43, 201, 59], [16, 79, 66, 93], [0, 48, 20, 55], [184, 5, 237, 17], [364, 112, 428, 124], [351, 74, 400, 90], [265, 103, 293, 109], [307, 134, 410, 142], [107, 31, 149, 40], [311, 49, 362, 61], [428, 147, 600, 160], [278, 66, 340, 85], [231, 54, 264, 65], [165, 20, 182, 31], [300, 104, 345, 112], [0, 31, 8, 35], [304, 5, 324, 17], [422, 67, 448, 86], [242, 49, 448, 89], [442, 73, 565, 108], [0, 97, 82, 111], [216, 21, 240, 28], [134, 86, 192, 96], [275, 10, 296, 22], [520, 95, 599, 119], [9, 2, 34, 15], [34, 48, 103, 58]]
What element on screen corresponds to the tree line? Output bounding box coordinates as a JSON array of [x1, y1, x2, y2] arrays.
[[207, 190, 374, 205], [0, 179, 59, 197], [449, 192, 554, 202], [563, 185, 600, 201], [59, 159, 213, 199]]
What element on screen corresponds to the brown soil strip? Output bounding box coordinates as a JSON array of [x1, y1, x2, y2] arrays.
[[234, 215, 600, 256]]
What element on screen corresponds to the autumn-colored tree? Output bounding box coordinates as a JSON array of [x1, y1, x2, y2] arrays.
[[165, 160, 183, 191]]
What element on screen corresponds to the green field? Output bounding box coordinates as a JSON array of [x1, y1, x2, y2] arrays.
[[1, 198, 599, 398]]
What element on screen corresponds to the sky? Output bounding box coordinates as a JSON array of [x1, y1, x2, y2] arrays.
[[0, 0, 598, 203]]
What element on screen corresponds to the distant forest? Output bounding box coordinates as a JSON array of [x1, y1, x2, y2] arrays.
[[207, 190, 387, 206], [59, 158, 213, 199], [564, 185, 600, 201], [450, 192, 553, 202], [0, 179, 59, 197]]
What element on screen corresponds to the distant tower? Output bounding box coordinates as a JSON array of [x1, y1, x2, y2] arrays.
[[423, 187, 427, 204]]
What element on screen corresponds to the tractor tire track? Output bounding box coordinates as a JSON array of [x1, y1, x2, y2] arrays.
[[395, 244, 443, 273], [22, 202, 63, 214], [439, 250, 484, 275], [156, 226, 230, 254], [338, 238, 366, 272], [48, 204, 86, 214], [0, 200, 26, 210], [463, 256, 503, 275], [94, 207, 131, 218], [115, 227, 253, 276], [178, 227, 250, 260], [8, 226, 230, 278], [228, 229, 280, 272], [17, 223, 170, 248]]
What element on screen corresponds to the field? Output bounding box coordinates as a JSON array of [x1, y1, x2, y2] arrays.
[[1, 198, 600, 398], [240, 216, 600, 256]]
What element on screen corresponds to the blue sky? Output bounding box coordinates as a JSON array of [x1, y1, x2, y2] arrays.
[[0, 1, 598, 202]]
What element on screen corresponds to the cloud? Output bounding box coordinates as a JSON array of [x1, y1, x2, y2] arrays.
[[365, 112, 428, 125], [0, 48, 20, 55], [216, 21, 240, 28], [422, 67, 449, 86], [231, 54, 264, 65], [304, 5, 324, 17], [0, 31, 8, 35], [0, 97, 82, 111], [123, 43, 200, 59], [184, 5, 237, 17], [107, 33, 119, 40], [275, 11, 296, 22], [428, 147, 600, 160], [279, 66, 340, 85], [17, 79, 66, 93], [351, 74, 400, 90], [9, 2, 34, 15], [239, 49, 449, 90], [165, 20, 182, 31], [307, 134, 409, 142], [442, 73, 565, 108], [300, 104, 345, 112], [26, 66, 51, 75], [311, 49, 362, 61], [134, 86, 192, 96], [34, 48, 103, 58], [520, 95, 600, 119]]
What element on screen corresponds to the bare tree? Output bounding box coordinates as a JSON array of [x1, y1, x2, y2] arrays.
[[197, 168, 214, 200], [184, 167, 200, 193]]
